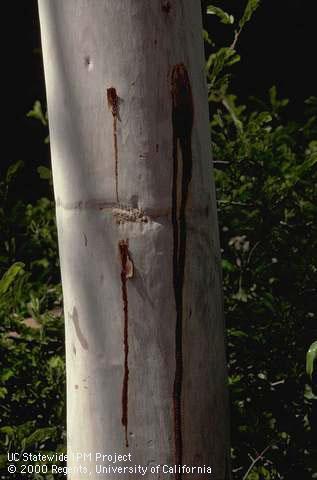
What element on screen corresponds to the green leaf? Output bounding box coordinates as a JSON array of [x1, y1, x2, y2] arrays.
[[229, 374, 242, 385], [6, 160, 24, 184], [0, 426, 14, 435], [0, 387, 8, 399], [239, 0, 260, 29], [0, 262, 25, 295], [206, 48, 240, 86], [48, 356, 64, 370], [27, 100, 47, 126], [232, 287, 250, 302], [22, 427, 57, 449], [222, 259, 235, 272], [306, 341, 317, 379], [0, 455, 8, 469], [269, 85, 289, 112], [304, 384, 317, 401], [207, 5, 234, 25], [203, 29, 212, 45], [228, 328, 248, 338], [37, 166, 52, 181], [0, 369, 14, 383], [257, 112, 272, 124]]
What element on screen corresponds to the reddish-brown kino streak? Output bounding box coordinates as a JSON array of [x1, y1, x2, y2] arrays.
[[171, 63, 194, 480], [118, 239, 133, 448], [107, 87, 119, 203]]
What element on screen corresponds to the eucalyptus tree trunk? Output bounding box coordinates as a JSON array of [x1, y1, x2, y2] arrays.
[[38, 1, 230, 478]]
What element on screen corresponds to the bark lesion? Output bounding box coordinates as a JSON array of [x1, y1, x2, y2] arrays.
[[113, 206, 149, 224]]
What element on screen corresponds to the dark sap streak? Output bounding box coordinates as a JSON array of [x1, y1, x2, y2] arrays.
[[107, 87, 119, 203], [119, 239, 130, 448], [171, 64, 194, 479]]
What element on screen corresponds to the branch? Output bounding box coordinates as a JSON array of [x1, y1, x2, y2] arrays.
[[242, 443, 273, 480], [217, 200, 254, 207], [230, 29, 241, 50]]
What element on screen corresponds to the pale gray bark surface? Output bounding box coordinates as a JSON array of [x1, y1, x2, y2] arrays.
[[38, 1, 230, 478]]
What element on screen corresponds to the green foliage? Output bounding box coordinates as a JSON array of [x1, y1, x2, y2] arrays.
[[206, 0, 260, 108], [206, 1, 317, 478], [0, 293, 65, 479], [27, 101, 47, 126], [239, 0, 260, 30], [27, 101, 49, 143], [37, 166, 53, 185], [307, 342, 317, 379], [0, 159, 59, 286], [214, 88, 317, 480], [0, 264, 65, 478], [207, 5, 234, 25], [0, 106, 64, 479], [0, 263, 25, 295]]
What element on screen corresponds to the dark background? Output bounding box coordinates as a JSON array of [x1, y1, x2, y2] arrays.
[[201, 0, 317, 109], [3, 1, 317, 179]]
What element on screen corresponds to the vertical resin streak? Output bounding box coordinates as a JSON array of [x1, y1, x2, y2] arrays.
[[107, 87, 119, 202], [171, 64, 194, 479], [119, 239, 130, 448]]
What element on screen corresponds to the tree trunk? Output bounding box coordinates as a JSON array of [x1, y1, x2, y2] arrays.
[[38, 1, 230, 478]]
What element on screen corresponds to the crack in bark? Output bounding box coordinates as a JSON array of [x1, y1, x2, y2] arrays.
[[171, 63, 194, 479]]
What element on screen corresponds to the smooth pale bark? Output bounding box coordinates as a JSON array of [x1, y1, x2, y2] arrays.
[[38, 1, 230, 479]]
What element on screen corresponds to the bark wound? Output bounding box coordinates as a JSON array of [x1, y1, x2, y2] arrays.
[[118, 240, 134, 447], [171, 63, 194, 479], [107, 87, 120, 202], [113, 206, 149, 224]]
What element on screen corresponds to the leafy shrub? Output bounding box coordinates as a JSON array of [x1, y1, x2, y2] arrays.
[[206, 1, 317, 478], [0, 110, 65, 480]]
